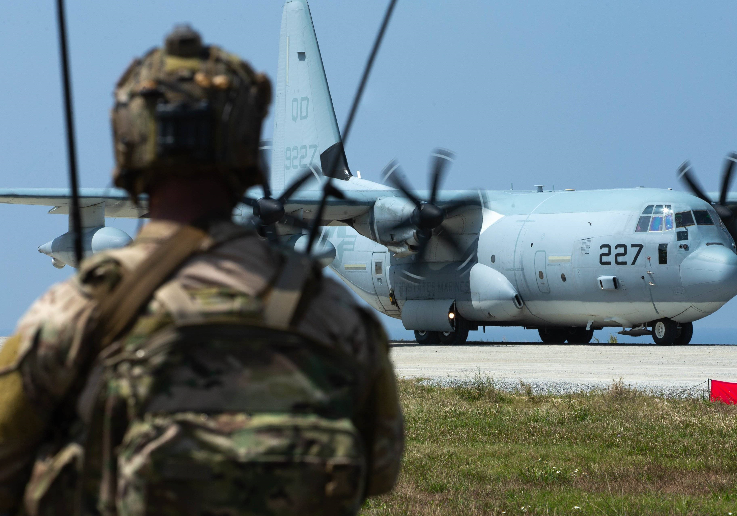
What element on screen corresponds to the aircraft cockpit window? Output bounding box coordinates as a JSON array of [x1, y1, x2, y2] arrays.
[[636, 205, 673, 232], [693, 210, 714, 226], [636, 216, 650, 232], [676, 211, 695, 228], [649, 216, 663, 231]]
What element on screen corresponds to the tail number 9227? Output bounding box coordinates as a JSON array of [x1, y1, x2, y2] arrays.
[[599, 244, 644, 266]]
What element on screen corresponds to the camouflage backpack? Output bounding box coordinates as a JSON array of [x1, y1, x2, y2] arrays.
[[24, 224, 369, 516]]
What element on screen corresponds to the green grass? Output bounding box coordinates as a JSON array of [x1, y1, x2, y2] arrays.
[[361, 378, 737, 515]]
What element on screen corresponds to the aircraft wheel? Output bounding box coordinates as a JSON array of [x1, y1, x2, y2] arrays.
[[438, 318, 470, 345], [567, 327, 594, 344], [652, 318, 679, 345], [414, 330, 440, 345], [538, 328, 567, 343], [438, 328, 469, 345], [673, 322, 693, 346]]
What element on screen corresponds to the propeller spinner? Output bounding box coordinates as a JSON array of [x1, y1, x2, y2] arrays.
[[678, 152, 737, 241], [241, 170, 313, 238]]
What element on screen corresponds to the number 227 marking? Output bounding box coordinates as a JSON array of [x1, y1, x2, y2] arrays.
[[599, 244, 643, 265]]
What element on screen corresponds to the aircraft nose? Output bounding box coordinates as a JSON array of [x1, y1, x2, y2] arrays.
[[680, 245, 737, 301]]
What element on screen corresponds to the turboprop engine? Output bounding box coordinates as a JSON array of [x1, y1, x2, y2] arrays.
[[353, 197, 417, 254], [37, 203, 132, 268]]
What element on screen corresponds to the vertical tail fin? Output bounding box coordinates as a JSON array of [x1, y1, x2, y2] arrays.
[[271, 0, 351, 192]]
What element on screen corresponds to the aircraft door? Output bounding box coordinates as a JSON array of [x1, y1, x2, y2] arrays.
[[534, 251, 550, 293], [371, 252, 395, 312]]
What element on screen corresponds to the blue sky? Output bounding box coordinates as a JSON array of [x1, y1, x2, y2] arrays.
[[2, 1, 737, 342]]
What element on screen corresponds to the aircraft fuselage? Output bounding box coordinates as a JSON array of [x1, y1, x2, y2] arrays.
[[323, 184, 737, 333]]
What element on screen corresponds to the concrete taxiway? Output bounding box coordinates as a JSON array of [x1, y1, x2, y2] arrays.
[[389, 342, 736, 395]]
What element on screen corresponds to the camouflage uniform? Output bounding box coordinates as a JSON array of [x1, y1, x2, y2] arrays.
[[0, 219, 403, 515]]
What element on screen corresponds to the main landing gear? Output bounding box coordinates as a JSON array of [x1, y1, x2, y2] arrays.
[[651, 319, 693, 346], [538, 327, 594, 344], [414, 318, 470, 345], [414, 330, 440, 345]]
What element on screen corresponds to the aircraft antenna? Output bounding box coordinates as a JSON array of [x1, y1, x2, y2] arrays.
[[56, 0, 84, 266], [306, 0, 398, 253]]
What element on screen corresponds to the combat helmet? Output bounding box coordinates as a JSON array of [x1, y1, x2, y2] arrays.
[[111, 25, 272, 200]]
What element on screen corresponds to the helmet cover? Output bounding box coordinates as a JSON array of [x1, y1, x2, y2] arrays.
[[111, 25, 272, 199]]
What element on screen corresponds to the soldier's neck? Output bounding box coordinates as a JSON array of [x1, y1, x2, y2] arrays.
[[147, 178, 235, 224]]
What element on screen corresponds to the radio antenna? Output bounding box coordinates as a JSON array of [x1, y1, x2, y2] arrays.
[[56, 0, 83, 266], [306, 0, 397, 253]]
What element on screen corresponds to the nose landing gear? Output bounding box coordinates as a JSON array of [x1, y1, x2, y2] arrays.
[[652, 319, 693, 345]]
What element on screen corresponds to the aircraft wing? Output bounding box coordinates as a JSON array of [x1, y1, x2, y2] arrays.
[[0, 188, 148, 218]]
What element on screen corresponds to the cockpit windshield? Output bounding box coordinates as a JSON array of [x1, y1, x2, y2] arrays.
[[635, 205, 673, 233], [693, 210, 714, 225], [675, 211, 695, 228]]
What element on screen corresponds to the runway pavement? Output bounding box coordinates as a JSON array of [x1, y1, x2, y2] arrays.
[[389, 341, 737, 396]]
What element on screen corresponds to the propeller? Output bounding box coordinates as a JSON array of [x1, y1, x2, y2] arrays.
[[241, 169, 314, 238], [678, 152, 737, 241], [386, 149, 481, 262]]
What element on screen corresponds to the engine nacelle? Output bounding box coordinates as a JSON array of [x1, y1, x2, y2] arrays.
[[353, 197, 417, 253], [38, 226, 132, 269], [456, 263, 524, 322]]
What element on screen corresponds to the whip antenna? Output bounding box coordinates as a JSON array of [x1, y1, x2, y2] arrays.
[[56, 0, 84, 266], [306, 0, 398, 252]]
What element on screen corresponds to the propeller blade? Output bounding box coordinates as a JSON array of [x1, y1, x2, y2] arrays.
[[715, 204, 734, 220], [305, 180, 344, 253], [678, 161, 712, 204], [260, 176, 272, 200], [443, 196, 482, 218], [413, 230, 432, 265], [389, 216, 415, 232], [243, 215, 264, 231], [258, 140, 272, 199], [435, 224, 464, 255], [719, 153, 737, 206], [282, 213, 311, 231], [324, 182, 346, 200], [278, 169, 313, 204], [429, 148, 454, 204], [379, 158, 401, 184], [389, 172, 423, 209], [241, 196, 258, 207], [262, 225, 280, 244]]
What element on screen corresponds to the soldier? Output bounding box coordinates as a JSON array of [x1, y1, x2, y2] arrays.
[[0, 26, 403, 515]]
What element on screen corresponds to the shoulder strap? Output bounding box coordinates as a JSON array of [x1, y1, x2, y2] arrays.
[[262, 253, 314, 330], [92, 224, 211, 351]]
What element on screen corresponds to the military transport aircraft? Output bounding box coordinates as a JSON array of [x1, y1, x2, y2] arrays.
[[2, 0, 737, 347]]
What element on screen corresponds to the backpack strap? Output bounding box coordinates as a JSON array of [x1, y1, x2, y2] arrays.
[[262, 253, 314, 330], [91, 224, 213, 352]]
